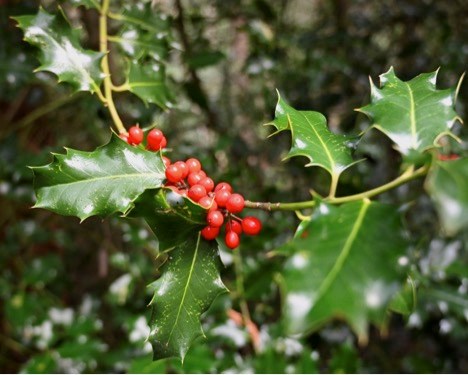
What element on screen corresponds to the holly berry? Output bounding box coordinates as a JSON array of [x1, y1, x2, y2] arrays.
[[188, 184, 207, 202], [215, 182, 232, 193], [207, 210, 224, 227], [199, 196, 218, 211], [201, 226, 220, 240], [160, 136, 167, 149], [225, 231, 240, 249], [188, 172, 204, 186], [214, 189, 231, 207], [119, 133, 129, 142], [174, 161, 189, 179], [165, 164, 183, 183], [226, 220, 242, 235], [162, 156, 171, 167], [186, 158, 202, 173], [147, 128, 165, 150], [199, 177, 214, 193], [226, 193, 245, 213], [242, 216, 262, 235], [128, 125, 144, 145]]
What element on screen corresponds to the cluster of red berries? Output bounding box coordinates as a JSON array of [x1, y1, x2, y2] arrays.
[[120, 126, 262, 249]]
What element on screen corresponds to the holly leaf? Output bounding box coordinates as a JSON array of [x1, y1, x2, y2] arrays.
[[148, 234, 228, 361], [425, 157, 468, 236], [277, 200, 407, 341], [127, 61, 172, 109], [32, 134, 165, 221], [133, 189, 207, 252], [14, 8, 103, 93], [358, 68, 462, 155], [267, 92, 358, 181]]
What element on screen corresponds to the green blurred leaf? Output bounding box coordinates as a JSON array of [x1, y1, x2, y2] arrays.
[[21, 353, 57, 373], [187, 51, 225, 69], [425, 158, 468, 236], [267, 93, 358, 181], [69, 0, 100, 9], [389, 277, 416, 315], [14, 8, 103, 93], [148, 234, 227, 361], [134, 189, 207, 252], [358, 68, 461, 155], [127, 61, 172, 109], [32, 134, 165, 221], [277, 201, 407, 341]]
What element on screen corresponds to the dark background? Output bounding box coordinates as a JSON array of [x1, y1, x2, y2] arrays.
[[1, 0, 467, 372]]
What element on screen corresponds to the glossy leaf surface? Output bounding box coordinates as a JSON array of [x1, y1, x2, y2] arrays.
[[14, 8, 103, 92], [148, 234, 227, 361], [358, 68, 461, 154], [127, 62, 172, 109], [32, 135, 165, 221], [425, 158, 468, 235], [267, 93, 357, 179], [277, 200, 407, 341], [133, 189, 207, 252]]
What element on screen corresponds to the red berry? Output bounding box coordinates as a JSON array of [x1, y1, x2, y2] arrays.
[[147, 129, 164, 150], [160, 136, 167, 149], [199, 177, 214, 193], [215, 189, 231, 207], [207, 210, 224, 227], [226, 220, 242, 235], [199, 196, 218, 211], [225, 231, 240, 249], [188, 184, 207, 202], [119, 133, 129, 143], [226, 193, 245, 213], [242, 216, 262, 235], [188, 172, 204, 186], [174, 161, 189, 179], [165, 164, 183, 183], [162, 156, 171, 167], [186, 158, 202, 173], [214, 182, 232, 193], [128, 125, 144, 145], [201, 226, 220, 240]]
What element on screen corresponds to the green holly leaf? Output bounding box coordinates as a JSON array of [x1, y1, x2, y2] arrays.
[[425, 157, 468, 235], [14, 8, 103, 93], [133, 189, 207, 252], [127, 61, 173, 109], [148, 234, 228, 361], [267, 93, 358, 182], [32, 134, 165, 221], [358, 68, 462, 155], [277, 200, 407, 341]]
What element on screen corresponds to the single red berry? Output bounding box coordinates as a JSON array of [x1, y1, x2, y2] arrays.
[[207, 210, 224, 227], [201, 226, 220, 240], [174, 161, 189, 179], [226, 220, 242, 235], [147, 129, 164, 150], [199, 196, 218, 211], [160, 136, 167, 149], [128, 125, 144, 145], [199, 177, 214, 193], [165, 164, 183, 183], [188, 184, 207, 202], [226, 193, 245, 213], [186, 158, 202, 173], [242, 216, 262, 235], [188, 172, 204, 186], [214, 182, 232, 193], [198, 170, 207, 178], [119, 133, 129, 143], [225, 231, 240, 249], [215, 189, 231, 207], [162, 156, 171, 167]]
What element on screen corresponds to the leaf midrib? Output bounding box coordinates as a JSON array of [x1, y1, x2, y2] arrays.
[[166, 234, 201, 345], [312, 200, 370, 306], [404, 82, 418, 149]]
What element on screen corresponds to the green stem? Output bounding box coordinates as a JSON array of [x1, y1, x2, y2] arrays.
[[100, 0, 126, 134], [232, 248, 259, 354], [328, 172, 339, 198], [244, 165, 428, 211]]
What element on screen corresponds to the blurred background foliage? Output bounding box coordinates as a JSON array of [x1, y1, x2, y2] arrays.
[[1, 0, 467, 373]]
